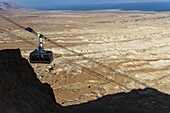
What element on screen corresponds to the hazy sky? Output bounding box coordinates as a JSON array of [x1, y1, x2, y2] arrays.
[[1, 0, 170, 7]]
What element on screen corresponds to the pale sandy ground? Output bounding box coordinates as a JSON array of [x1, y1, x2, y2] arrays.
[[0, 10, 170, 106]]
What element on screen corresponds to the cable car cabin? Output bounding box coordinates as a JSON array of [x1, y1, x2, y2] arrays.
[[29, 49, 53, 64]]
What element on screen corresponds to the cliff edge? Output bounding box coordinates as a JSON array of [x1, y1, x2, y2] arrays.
[[0, 49, 63, 113]]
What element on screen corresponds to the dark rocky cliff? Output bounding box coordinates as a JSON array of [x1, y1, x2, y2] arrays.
[[0, 49, 64, 113]]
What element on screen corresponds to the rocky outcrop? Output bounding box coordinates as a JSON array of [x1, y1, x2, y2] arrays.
[[0, 49, 64, 113], [68, 88, 170, 113]]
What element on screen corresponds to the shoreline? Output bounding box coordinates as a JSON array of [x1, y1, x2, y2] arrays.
[[26, 9, 170, 15]]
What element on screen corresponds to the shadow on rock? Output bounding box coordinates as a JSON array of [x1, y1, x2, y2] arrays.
[[0, 49, 66, 113], [67, 88, 170, 113]]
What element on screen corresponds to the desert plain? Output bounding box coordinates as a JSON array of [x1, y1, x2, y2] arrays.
[[0, 10, 170, 106]]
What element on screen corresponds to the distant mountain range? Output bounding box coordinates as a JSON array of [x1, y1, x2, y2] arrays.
[[0, 1, 21, 10]]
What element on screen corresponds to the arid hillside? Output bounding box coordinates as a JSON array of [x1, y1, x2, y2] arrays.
[[0, 10, 170, 107]]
